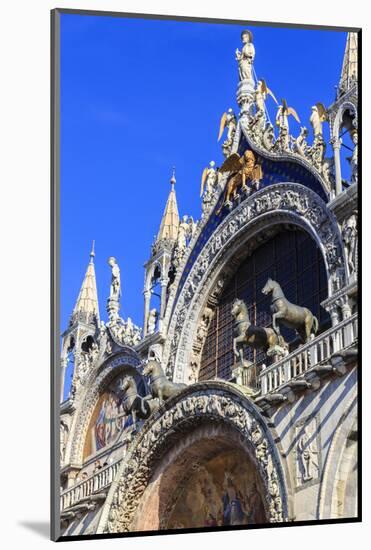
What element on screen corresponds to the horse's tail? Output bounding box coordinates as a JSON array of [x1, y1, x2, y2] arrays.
[[312, 315, 319, 335]]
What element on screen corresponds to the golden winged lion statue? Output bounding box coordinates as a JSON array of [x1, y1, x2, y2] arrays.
[[216, 150, 263, 213]]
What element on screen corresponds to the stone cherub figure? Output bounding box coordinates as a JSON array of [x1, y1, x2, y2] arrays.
[[236, 29, 255, 81], [108, 256, 121, 300]]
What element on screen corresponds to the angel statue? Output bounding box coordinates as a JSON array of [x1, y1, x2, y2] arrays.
[[275, 99, 301, 151], [218, 108, 237, 157], [255, 79, 278, 115], [235, 29, 255, 82], [216, 150, 263, 212], [309, 102, 328, 138], [173, 215, 196, 265], [200, 161, 218, 215], [108, 256, 121, 301]]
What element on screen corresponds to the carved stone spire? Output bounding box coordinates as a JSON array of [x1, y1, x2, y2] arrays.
[[71, 241, 100, 327], [338, 32, 358, 97], [156, 168, 180, 242]]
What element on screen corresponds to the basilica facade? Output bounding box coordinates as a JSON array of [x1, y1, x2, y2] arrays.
[[58, 30, 359, 537]]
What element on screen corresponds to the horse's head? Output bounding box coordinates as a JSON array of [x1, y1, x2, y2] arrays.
[[262, 278, 275, 295], [143, 359, 161, 378], [121, 375, 135, 394], [231, 298, 249, 320]]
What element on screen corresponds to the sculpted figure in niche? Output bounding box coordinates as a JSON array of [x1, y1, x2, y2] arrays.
[[297, 426, 318, 482], [349, 130, 358, 183], [342, 211, 358, 274], [147, 308, 157, 335], [236, 30, 255, 81], [108, 256, 121, 300], [200, 161, 218, 214]]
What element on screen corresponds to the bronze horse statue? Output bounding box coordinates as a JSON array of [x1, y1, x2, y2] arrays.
[[231, 298, 287, 363], [120, 376, 151, 428], [143, 359, 186, 403], [262, 278, 318, 343]]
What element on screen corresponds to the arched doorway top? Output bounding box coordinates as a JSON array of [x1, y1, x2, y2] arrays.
[[64, 348, 142, 467], [97, 381, 289, 534]]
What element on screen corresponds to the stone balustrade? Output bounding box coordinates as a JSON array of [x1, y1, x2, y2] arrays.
[[259, 313, 358, 395], [60, 459, 122, 511]]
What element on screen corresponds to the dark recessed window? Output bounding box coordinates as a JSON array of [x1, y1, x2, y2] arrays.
[[199, 229, 330, 383]]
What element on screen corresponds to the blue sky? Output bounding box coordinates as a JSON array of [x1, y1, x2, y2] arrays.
[[60, 13, 347, 334]]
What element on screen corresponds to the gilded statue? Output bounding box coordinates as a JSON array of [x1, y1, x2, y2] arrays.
[[217, 150, 263, 211], [235, 29, 255, 81]]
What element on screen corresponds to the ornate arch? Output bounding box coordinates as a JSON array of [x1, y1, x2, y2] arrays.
[[317, 392, 357, 519], [97, 382, 290, 533], [63, 349, 141, 466], [331, 99, 358, 138], [164, 183, 347, 383]]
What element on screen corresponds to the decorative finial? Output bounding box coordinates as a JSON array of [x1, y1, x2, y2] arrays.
[[90, 240, 95, 263], [170, 166, 176, 186]]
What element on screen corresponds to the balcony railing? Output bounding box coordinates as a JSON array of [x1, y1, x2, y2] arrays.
[[60, 459, 122, 511], [259, 313, 358, 395]]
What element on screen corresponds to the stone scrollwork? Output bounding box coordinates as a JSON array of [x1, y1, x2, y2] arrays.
[[99, 385, 287, 533], [163, 183, 345, 382]]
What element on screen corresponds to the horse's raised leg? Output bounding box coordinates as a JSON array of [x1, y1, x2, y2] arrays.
[[272, 312, 284, 334]]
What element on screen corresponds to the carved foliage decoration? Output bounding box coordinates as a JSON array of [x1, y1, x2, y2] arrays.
[[102, 385, 288, 533]]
